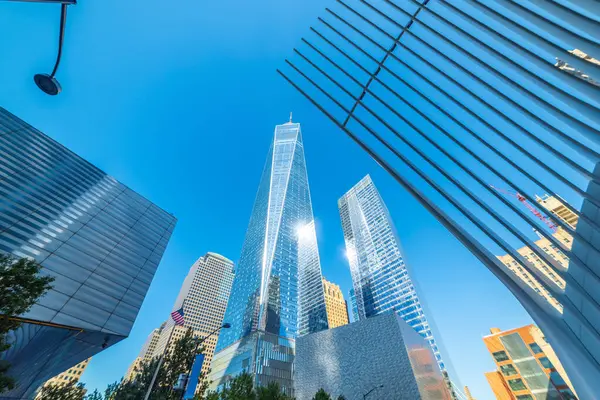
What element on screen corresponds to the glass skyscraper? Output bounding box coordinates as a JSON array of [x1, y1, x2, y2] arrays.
[[338, 175, 444, 371], [0, 107, 176, 398], [209, 119, 328, 394]]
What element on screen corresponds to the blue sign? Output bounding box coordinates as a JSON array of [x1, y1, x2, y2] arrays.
[[183, 354, 205, 399]]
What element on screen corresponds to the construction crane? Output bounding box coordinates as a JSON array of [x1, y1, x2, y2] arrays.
[[490, 185, 557, 232]]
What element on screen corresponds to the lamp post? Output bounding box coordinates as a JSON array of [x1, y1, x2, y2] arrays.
[[363, 384, 384, 400], [8, 0, 75, 95], [178, 322, 231, 399]]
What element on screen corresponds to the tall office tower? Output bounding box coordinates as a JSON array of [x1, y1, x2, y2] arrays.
[[338, 175, 445, 371], [322, 278, 349, 328], [536, 195, 579, 230], [554, 49, 600, 88], [153, 253, 235, 379], [0, 107, 176, 398], [497, 234, 570, 313], [497, 195, 579, 313], [35, 358, 91, 398], [483, 325, 578, 399], [210, 118, 328, 394], [124, 324, 164, 381]]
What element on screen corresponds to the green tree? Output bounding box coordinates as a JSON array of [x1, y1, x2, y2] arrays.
[[203, 392, 220, 400], [336, 396, 346, 400], [220, 372, 255, 400], [85, 389, 104, 400], [0, 255, 54, 393], [104, 328, 211, 400], [103, 381, 120, 399], [256, 382, 293, 400], [37, 381, 86, 400], [312, 388, 331, 400]]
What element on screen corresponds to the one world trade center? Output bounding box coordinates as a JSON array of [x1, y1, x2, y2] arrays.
[[209, 117, 328, 395]]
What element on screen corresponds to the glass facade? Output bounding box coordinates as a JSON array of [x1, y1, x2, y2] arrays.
[[0, 107, 176, 398], [499, 332, 563, 399], [338, 175, 445, 370], [349, 288, 359, 323], [210, 120, 327, 393]]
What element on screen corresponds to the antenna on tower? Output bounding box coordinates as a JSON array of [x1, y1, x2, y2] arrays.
[[289, 112, 293, 123]]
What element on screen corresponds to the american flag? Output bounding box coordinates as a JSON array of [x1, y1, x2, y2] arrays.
[[170, 307, 185, 326]]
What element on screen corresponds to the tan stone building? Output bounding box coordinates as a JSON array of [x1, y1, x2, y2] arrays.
[[535, 194, 578, 230], [554, 49, 600, 88], [125, 324, 164, 381], [322, 278, 349, 329], [497, 195, 577, 313], [152, 253, 235, 379], [36, 358, 91, 398]]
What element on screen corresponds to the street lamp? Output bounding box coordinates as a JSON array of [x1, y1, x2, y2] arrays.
[[177, 322, 231, 399], [190, 322, 231, 356], [9, 0, 75, 95], [363, 384, 384, 400], [144, 322, 231, 400]]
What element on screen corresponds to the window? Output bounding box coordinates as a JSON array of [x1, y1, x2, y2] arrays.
[[500, 364, 518, 376], [493, 351, 510, 362], [529, 343, 543, 354], [560, 389, 577, 400], [538, 357, 553, 369], [508, 378, 527, 391], [551, 371, 566, 386], [516, 395, 533, 400]]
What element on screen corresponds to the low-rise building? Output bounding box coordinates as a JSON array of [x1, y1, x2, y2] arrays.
[[295, 313, 452, 399], [483, 325, 577, 399]]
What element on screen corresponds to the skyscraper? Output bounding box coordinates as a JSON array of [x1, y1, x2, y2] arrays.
[[153, 253, 235, 378], [338, 175, 444, 370], [536, 195, 579, 230], [124, 324, 164, 382], [322, 278, 349, 329], [0, 107, 176, 398], [35, 358, 91, 398], [348, 288, 359, 323], [497, 195, 578, 313], [210, 118, 328, 394]]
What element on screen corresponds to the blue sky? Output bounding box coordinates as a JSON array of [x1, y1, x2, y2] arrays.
[[0, 0, 559, 398]]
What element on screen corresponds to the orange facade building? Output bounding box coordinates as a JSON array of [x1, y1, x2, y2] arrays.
[[483, 325, 577, 399]]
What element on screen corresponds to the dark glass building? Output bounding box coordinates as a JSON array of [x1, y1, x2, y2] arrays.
[[0, 107, 176, 398]]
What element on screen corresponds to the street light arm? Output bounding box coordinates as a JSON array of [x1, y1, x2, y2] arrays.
[[195, 324, 227, 347], [33, 2, 71, 95], [50, 3, 67, 77], [179, 323, 231, 400], [363, 384, 383, 399]]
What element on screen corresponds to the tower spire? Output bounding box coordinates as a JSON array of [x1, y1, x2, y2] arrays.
[[289, 112, 293, 123]]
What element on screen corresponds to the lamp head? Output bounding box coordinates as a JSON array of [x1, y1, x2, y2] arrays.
[[222, 323, 231, 329], [34, 74, 61, 96]]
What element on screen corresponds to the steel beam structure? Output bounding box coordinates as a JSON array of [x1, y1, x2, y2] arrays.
[[279, 0, 600, 397]]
